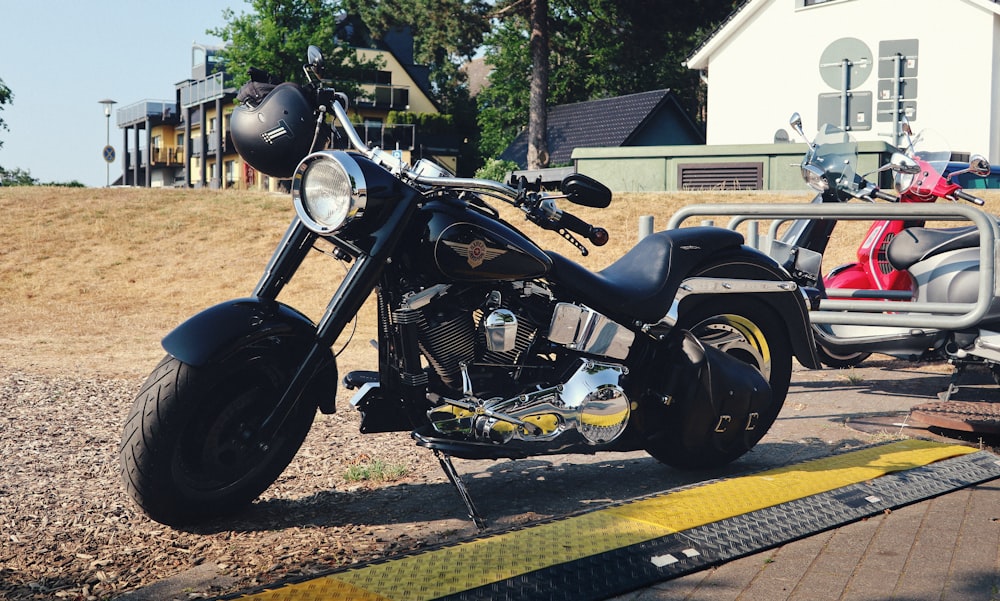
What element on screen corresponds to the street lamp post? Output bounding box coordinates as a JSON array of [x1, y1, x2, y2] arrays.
[[98, 99, 117, 187]]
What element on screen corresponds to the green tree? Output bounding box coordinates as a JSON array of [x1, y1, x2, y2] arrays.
[[526, 0, 549, 169], [0, 77, 12, 149], [477, 0, 742, 162], [209, 0, 381, 93], [475, 16, 531, 160], [0, 166, 38, 186]]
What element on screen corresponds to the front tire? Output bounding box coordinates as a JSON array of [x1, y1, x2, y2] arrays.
[[817, 345, 870, 369], [645, 296, 792, 470], [119, 346, 316, 527]]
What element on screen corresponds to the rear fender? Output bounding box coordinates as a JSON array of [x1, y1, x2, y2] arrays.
[[678, 247, 820, 369], [162, 297, 339, 413]]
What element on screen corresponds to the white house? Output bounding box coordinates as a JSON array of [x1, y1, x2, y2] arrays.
[[686, 0, 1000, 162]]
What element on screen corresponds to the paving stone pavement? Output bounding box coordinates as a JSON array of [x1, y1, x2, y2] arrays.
[[610, 359, 1000, 601]]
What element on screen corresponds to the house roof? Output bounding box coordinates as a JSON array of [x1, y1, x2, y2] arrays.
[[686, 0, 1000, 70], [500, 89, 698, 168]]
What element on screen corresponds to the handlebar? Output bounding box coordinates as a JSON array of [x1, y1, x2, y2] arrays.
[[954, 190, 986, 206], [326, 88, 608, 252], [329, 96, 520, 200], [872, 189, 899, 202], [557, 210, 609, 246]]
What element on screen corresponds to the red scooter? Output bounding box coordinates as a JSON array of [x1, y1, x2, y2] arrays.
[[781, 114, 990, 367], [823, 123, 985, 298]]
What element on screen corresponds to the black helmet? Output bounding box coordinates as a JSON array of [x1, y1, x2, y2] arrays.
[[230, 82, 318, 179]]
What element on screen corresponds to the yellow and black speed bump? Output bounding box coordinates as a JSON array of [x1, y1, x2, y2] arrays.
[[220, 440, 1000, 601]]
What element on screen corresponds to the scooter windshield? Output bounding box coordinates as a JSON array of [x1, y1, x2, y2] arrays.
[[901, 128, 951, 198], [810, 124, 859, 194], [907, 128, 951, 174]]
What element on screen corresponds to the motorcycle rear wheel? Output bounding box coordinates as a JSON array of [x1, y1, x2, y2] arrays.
[[119, 347, 316, 527], [645, 296, 792, 470]]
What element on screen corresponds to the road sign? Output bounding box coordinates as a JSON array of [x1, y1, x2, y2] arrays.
[[103, 145, 116, 163]]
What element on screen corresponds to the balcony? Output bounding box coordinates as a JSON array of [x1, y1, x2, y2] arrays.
[[331, 123, 461, 157], [357, 83, 410, 110], [179, 72, 228, 108], [335, 123, 415, 151], [116, 100, 178, 128], [151, 146, 184, 166]]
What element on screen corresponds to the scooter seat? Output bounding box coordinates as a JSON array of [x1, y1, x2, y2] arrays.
[[545, 227, 744, 324], [886, 225, 979, 271]]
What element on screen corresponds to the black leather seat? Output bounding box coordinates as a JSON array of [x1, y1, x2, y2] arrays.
[[545, 227, 744, 324], [887, 226, 980, 271]]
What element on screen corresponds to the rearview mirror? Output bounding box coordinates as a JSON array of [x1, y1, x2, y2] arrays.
[[560, 173, 612, 208], [307, 45, 324, 67], [968, 154, 991, 177], [887, 152, 920, 175], [789, 112, 804, 136]]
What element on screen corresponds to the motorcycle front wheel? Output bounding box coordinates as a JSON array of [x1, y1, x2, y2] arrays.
[[119, 346, 316, 527], [645, 296, 792, 470]]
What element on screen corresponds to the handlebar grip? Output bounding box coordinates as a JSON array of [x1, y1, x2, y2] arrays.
[[873, 190, 899, 202], [559, 211, 609, 246], [955, 190, 986, 206]]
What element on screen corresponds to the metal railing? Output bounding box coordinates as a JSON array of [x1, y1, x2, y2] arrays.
[[151, 146, 184, 165], [180, 72, 227, 108], [666, 203, 1000, 329], [116, 100, 176, 127]]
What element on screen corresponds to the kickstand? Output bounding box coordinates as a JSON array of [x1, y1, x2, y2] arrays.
[[938, 364, 965, 402], [434, 450, 486, 531]]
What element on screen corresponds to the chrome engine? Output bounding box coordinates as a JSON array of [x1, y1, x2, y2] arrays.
[[428, 359, 630, 445], [406, 284, 632, 447]]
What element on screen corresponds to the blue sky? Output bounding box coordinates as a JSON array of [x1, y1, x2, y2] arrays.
[[0, 1, 242, 187]]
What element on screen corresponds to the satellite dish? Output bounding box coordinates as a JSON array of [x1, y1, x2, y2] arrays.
[[774, 129, 790, 144]]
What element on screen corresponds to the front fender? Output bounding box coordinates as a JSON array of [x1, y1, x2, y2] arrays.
[[824, 262, 866, 289], [163, 297, 318, 365], [162, 297, 339, 412], [680, 246, 821, 369]]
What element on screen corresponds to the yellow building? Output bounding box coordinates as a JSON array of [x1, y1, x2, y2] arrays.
[[115, 26, 456, 190]]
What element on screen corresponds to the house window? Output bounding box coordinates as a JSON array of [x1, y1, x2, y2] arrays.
[[360, 69, 393, 85]]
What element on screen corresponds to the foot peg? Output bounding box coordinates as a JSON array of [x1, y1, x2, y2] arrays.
[[343, 370, 378, 390]]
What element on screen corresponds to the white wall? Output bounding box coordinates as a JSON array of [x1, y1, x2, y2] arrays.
[[699, 0, 999, 161]]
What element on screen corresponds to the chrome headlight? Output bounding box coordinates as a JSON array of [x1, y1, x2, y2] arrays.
[[292, 150, 367, 235], [801, 164, 829, 192], [894, 170, 916, 195]]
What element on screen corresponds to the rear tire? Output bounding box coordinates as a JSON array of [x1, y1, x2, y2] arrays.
[[645, 296, 792, 470], [119, 346, 316, 527]]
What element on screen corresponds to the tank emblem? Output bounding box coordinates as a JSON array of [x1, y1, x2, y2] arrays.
[[443, 239, 506, 268]]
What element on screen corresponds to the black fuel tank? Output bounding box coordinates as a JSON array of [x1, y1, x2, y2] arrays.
[[414, 199, 552, 282]]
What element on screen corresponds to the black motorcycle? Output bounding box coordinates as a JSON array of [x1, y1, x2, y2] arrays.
[[119, 48, 818, 528]]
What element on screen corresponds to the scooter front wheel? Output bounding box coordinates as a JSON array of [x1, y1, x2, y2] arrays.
[[816, 345, 870, 369], [119, 347, 316, 527]]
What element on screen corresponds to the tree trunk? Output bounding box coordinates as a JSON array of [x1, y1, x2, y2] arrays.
[[527, 0, 549, 170]]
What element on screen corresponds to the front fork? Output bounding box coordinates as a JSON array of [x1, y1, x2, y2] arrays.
[[252, 200, 416, 443], [253, 215, 318, 300]]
